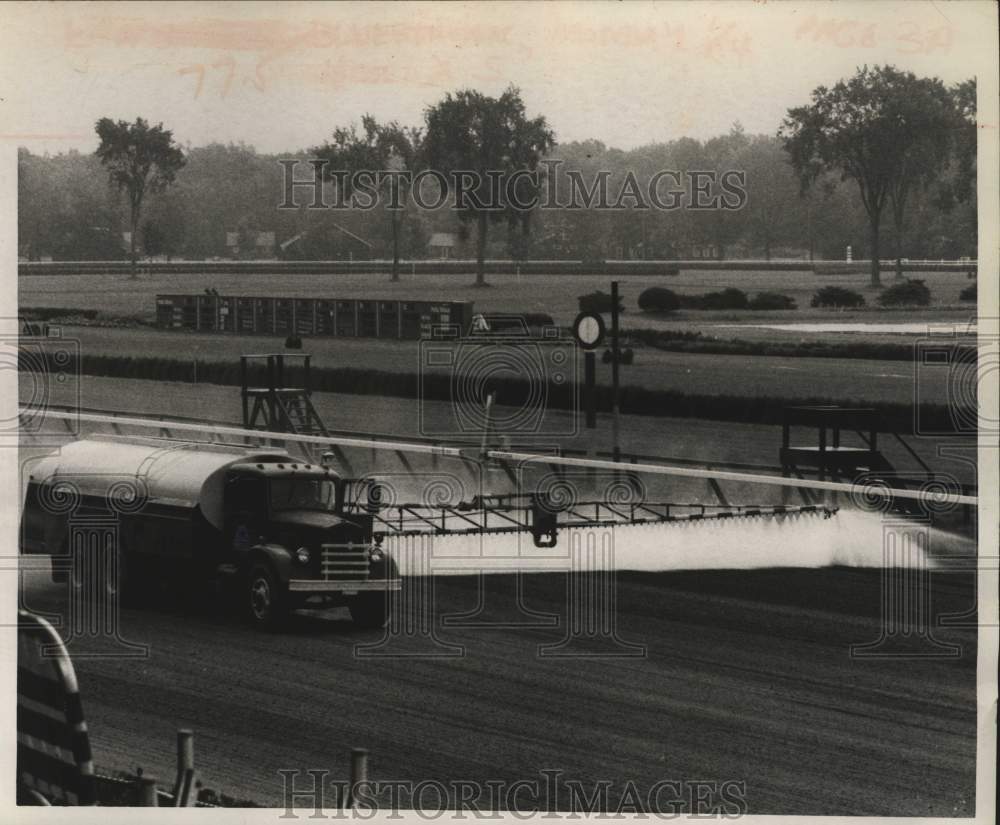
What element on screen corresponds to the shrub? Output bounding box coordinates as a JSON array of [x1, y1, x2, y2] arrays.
[[810, 286, 866, 308], [699, 287, 749, 310], [638, 287, 681, 313], [877, 279, 931, 307], [600, 348, 635, 365], [748, 292, 797, 311], [480, 313, 555, 333], [960, 283, 977, 302], [578, 290, 624, 314], [522, 312, 555, 327]]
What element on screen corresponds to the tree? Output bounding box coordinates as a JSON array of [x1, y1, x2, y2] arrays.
[[701, 124, 750, 260], [738, 135, 799, 260], [781, 66, 957, 286], [424, 86, 554, 286], [532, 140, 614, 260], [141, 220, 165, 258], [950, 78, 977, 205], [884, 77, 956, 278], [919, 78, 978, 259], [95, 117, 185, 277], [315, 116, 422, 281]]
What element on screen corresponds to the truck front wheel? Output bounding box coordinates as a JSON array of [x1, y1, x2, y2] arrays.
[[247, 563, 288, 630], [349, 591, 390, 629]]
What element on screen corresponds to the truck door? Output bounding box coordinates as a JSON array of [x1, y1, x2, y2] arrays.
[[224, 474, 268, 555]]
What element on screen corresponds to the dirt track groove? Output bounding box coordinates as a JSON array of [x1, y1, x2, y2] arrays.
[[20, 567, 977, 814]]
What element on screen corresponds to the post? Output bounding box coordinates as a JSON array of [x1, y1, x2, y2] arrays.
[[610, 281, 621, 464], [347, 748, 369, 810], [818, 425, 827, 481], [480, 391, 496, 456], [266, 355, 277, 426], [173, 728, 198, 806], [584, 351, 596, 429], [240, 356, 249, 427], [135, 775, 159, 806], [177, 729, 194, 774]]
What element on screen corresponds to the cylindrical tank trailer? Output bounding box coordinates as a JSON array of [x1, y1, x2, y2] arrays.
[[20, 437, 400, 629]]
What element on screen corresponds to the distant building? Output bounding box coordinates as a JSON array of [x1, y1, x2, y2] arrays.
[[428, 232, 457, 259], [278, 224, 374, 260], [227, 229, 277, 260], [680, 243, 719, 259]]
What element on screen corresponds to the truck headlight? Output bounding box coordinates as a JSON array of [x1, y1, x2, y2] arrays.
[[295, 547, 311, 565]]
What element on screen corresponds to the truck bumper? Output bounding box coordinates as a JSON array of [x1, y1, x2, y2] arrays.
[[287, 578, 402, 594]]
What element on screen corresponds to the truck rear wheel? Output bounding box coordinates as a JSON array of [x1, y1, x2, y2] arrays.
[[247, 563, 287, 630], [349, 591, 389, 629]]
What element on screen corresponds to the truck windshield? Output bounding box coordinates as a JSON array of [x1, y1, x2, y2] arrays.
[[269, 479, 338, 512]]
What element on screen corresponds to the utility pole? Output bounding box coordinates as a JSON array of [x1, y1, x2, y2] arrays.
[[611, 280, 621, 464]]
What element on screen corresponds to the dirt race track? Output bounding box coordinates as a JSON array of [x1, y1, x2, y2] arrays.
[[20, 565, 977, 815]]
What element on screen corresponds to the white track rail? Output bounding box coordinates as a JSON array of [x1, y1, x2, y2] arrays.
[[21, 407, 979, 508]]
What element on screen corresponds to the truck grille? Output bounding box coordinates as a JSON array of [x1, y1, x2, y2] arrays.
[[320, 543, 371, 582]]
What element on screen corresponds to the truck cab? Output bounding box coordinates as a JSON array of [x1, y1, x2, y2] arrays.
[[221, 460, 398, 628], [20, 437, 400, 630]]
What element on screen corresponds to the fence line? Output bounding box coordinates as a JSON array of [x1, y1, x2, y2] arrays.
[[21, 406, 979, 508], [19, 258, 979, 277]]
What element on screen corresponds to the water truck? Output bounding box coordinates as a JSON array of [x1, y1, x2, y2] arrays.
[[20, 436, 400, 630]]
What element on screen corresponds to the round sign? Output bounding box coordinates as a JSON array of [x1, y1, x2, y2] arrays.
[[573, 312, 606, 349]]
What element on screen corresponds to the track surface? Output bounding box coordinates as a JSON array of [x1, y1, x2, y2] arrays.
[[46, 325, 952, 406], [20, 566, 977, 815]]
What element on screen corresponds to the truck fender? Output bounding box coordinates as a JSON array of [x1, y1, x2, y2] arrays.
[[369, 551, 400, 582], [245, 544, 294, 585]]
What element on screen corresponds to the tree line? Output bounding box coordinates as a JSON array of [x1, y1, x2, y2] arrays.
[[17, 68, 976, 286]]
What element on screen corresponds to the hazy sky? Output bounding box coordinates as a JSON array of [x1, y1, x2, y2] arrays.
[[1, 1, 996, 155]]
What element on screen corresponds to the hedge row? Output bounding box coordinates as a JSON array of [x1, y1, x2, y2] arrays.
[[811, 286, 866, 308], [638, 287, 797, 312], [625, 328, 977, 363], [20, 351, 968, 435], [21, 306, 100, 321], [877, 280, 931, 307]]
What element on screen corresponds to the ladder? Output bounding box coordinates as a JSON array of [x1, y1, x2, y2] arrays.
[[240, 354, 330, 455]]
